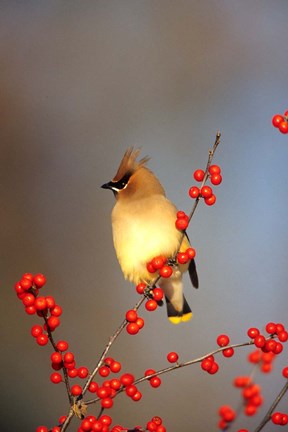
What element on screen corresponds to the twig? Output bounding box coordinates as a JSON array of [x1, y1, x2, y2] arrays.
[[253, 379, 288, 432]]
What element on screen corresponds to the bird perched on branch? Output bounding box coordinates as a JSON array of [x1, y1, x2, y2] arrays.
[[102, 148, 198, 324]]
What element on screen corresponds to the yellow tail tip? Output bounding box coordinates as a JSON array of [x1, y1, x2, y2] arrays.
[[168, 316, 182, 325], [168, 312, 193, 324], [181, 312, 193, 322]]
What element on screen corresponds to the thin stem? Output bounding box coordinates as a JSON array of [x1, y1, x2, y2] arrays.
[[42, 313, 73, 405], [85, 339, 255, 406], [253, 380, 288, 432], [177, 132, 221, 251]]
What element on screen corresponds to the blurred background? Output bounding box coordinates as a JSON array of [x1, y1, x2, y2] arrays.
[[1, 1, 288, 431]]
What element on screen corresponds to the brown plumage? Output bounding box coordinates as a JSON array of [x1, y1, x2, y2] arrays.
[[102, 148, 198, 324]]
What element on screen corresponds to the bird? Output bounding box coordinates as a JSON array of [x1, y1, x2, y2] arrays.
[[101, 148, 198, 324]]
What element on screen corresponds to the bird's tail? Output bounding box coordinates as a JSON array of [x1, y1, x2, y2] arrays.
[[165, 294, 192, 324]]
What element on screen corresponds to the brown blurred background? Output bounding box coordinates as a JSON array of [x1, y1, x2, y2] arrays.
[[1, 1, 288, 431]]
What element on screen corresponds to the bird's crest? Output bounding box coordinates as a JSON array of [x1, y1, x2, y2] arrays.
[[113, 148, 150, 182]]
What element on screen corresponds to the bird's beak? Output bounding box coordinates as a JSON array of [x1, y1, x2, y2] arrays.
[[101, 181, 113, 190]]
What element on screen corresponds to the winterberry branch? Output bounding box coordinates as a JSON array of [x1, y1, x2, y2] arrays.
[[177, 131, 221, 250], [41, 312, 73, 405], [253, 379, 288, 432]]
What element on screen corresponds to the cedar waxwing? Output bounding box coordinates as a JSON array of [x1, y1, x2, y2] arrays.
[[102, 148, 198, 324]]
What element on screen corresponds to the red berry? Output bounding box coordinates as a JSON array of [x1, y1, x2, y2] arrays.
[[125, 384, 138, 397], [33, 273, 47, 288], [153, 288, 164, 301], [101, 397, 113, 409], [189, 186, 200, 199], [56, 340, 69, 352], [67, 368, 78, 378], [125, 309, 138, 323], [150, 376, 161, 388], [151, 256, 166, 269], [167, 352, 179, 363], [135, 317, 145, 329], [208, 362, 219, 374], [175, 218, 189, 230], [193, 169, 205, 182], [120, 373, 134, 387], [217, 334, 230, 347], [273, 342, 283, 354], [282, 366, 288, 378], [271, 412, 283, 425], [99, 415, 112, 426], [146, 421, 157, 431], [36, 334, 49, 346], [22, 293, 35, 307], [99, 366, 110, 377], [254, 335, 266, 348], [64, 352, 74, 363], [97, 386, 111, 399], [88, 381, 99, 392], [146, 261, 157, 273], [276, 323, 285, 333], [145, 299, 158, 311], [248, 350, 261, 364], [201, 185, 213, 199], [71, 384, 82, 397], [126, 322, 140, 335], [272, 114, 284, 128], [110, 378, 121, 390], [20, 277, 33, 290], [36, 427, 49, 432], [51, 352, 62, 364], [136, 282, 146, 295], [245, 404, 257, 416], [265, 322, 277, 334], [234, 376, 251, 387], [204, 194, 216, 206], [132, 390, 142, 401], [34, 296, 47, 311], [265, 339, 277, 352], [50, 372, 62, 384], [210, 174, 222, 185], [25, 305, 36, 315], [78, 366, 89, 379], [51, 305, 62, 317], [223, 347, 234, 358], [45, 296, 56, 309], [279, 121, 288, 134], [14, 281, 25, 295], [209, 164, 221, 175], [277, 330, 288, 342], [201, 358, 213, 371], [177, 252, 189, 264], [247, 327, 260, 339], [186, 247, 196, 259], [47, 316, 60, 331], [145, 369, 156, 377], [159, 266, 173, 278], [31, 324, 43, 338], [22, 272, 34, 281], [110, 361, 121, 373]]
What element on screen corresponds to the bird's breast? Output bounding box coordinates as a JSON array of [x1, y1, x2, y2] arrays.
[[111, 196, 183, 283]]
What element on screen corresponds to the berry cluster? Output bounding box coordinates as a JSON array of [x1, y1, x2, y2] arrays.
[[234, 377, 264, 418], [14, 273, 62, 344], [271, 411, 288, 426], [201, 334, 234, 375], [247, 322, 287, 356], [125, 309, 145, 335], [217, 323, 287, 431], [188, 164, 222, 206], [272, 110, 288, 134]]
